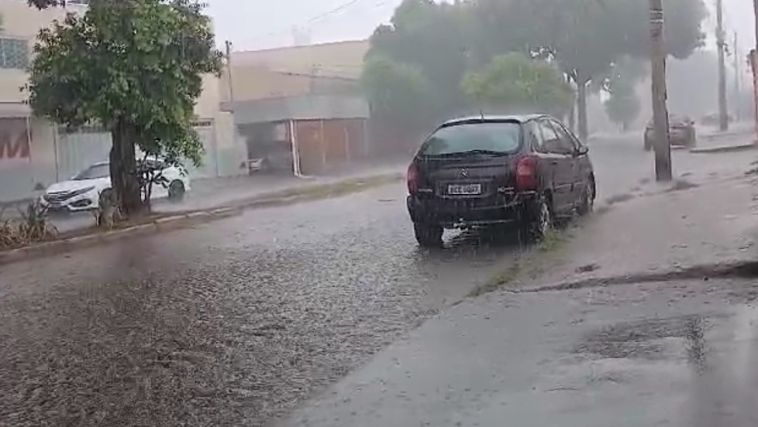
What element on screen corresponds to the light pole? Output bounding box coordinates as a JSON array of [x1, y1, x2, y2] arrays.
[[649, 0, 672, 181], [716, 0, 729, 131]]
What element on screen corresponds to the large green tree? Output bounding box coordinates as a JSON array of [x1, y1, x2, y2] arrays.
[[479, 0, 707, 141], [462, 53, 573, 116], [361, 55, 433, 131], [366, 0, 472, 120], [602, 57, 645, 130], [27, 0, 222, 215]]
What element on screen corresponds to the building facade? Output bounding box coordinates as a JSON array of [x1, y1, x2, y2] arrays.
[[223, 40, 371, 176], [0, 0, 242, 204]]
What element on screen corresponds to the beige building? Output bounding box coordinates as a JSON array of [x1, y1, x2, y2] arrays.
[[0, 0, 242, 203], [222, 40, 371, 176]]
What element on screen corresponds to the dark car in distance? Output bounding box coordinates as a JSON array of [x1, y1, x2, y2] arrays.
[[407, 115, 596, 247], [644, 115, 696, 151]]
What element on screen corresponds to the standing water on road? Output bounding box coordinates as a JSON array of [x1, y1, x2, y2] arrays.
[[4, 0, 758, 426]]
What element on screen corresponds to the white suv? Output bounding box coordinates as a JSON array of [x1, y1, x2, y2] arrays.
[[40, 160, 191, 212]]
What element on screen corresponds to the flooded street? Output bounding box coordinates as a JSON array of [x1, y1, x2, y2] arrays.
[[0, 134, 756, 425], [0, 180, 527, 426]]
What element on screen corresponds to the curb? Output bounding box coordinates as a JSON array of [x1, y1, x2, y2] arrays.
[[690, 142, 757, 154], [0, 207, 243, 266], [0, 173, 402, 266], [514, 259, 758, 294]]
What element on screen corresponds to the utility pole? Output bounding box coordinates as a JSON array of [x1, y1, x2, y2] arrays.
[[734, 32, 741, 121], [225, 40, 235, 109], [649, 0, 672, 181], [753, 0, 758, 137], [716, 0, 729, 131]]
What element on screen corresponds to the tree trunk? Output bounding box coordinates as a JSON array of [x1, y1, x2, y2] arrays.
[[568, 102, 576, 133], [110, 119, 141, 216], [576, 79, 589, 142], [567, 74, 576, 132]]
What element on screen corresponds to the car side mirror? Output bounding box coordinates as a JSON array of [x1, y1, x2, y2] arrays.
[[576, 146, 589, 156]]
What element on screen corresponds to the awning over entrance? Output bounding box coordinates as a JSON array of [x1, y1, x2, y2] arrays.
[[226, 94, 369, 125]]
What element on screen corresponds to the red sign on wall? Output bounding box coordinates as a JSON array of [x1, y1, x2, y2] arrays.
[[0, 118, 30, 166]]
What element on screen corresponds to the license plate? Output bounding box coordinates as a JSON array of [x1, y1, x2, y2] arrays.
[[448, 184, 482, 195]]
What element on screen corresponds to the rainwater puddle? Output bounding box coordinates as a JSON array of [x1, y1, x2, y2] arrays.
[[574, 314, 721, 367]]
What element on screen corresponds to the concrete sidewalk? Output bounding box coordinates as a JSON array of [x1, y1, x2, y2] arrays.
[[516, 175, 758, 291]]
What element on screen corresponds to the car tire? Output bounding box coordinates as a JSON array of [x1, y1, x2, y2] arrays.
[[577, 179, 595, 216], [168, 180, 185, 202], [414, 223, 443, 248], [520, 195, 553, 242]]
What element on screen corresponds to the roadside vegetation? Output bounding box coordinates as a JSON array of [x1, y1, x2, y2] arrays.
[[362, 0, 706, 147], [0, 203, 58, 250]]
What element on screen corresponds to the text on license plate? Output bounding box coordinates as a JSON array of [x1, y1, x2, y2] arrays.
[[448, 184, 482, 195]]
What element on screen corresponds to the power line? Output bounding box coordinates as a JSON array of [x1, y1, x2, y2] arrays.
[[253, 0, 372, 41], [307, 0, 365, 25], [239, 0, 392, 48]]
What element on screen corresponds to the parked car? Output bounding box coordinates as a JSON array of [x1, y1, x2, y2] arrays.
[[40, 160, 190, 212], [406, 114, 596, 247], [644, 115, 696, 150]]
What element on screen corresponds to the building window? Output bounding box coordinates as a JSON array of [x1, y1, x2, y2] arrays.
[[0, 38, 28, 69]]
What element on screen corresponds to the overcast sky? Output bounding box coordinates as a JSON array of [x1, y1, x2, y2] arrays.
[[206, 0, 403, 51], [206, 0, 756, 54]]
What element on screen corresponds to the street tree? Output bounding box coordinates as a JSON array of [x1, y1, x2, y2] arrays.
[[602, 57, 645, 131], [462, 53, 573, 116], [367, 0, 472, 120], [604, 83, 641, 131], [27, 0, 222, 216], [361, 55, 433, 130], [469, 0, 706, 141]]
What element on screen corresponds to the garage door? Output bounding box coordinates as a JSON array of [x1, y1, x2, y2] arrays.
[[56, 126, 112, 180]]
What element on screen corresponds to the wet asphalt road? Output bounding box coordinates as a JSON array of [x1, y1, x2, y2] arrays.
[[0, 183, 531, 426], [0, 134, 754, 426], [282, 277, 758, 427]]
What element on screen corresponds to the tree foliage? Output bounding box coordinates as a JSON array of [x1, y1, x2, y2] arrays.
[[366, 0, 471, 119], [604, 83, 641, 131], [361, 55, 433, 130], [27, 0, 222, 215], [462, 53, 573, 116], [365, 0, 707, 140]]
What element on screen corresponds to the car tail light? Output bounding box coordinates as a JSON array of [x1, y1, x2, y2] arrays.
[[516, 155, 539, 191], [407, 162, 420, 194]]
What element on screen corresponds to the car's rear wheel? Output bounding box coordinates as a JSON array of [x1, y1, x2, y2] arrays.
[[577, 179, 595, 216], [520, 195, 553, 242], [168, 180, 185, 202], [414, 223, 443, 248]]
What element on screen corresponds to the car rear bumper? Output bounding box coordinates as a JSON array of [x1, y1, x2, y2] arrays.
[[407, 192, 536, 228]]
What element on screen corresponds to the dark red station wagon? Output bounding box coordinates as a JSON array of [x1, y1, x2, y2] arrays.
[[406, 114, 596, 247]]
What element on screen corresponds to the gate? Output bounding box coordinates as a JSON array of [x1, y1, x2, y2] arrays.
[[56, 126, 112, 180]]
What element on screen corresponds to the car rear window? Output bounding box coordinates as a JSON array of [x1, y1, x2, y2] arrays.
[[419, 122, 522, 156]]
